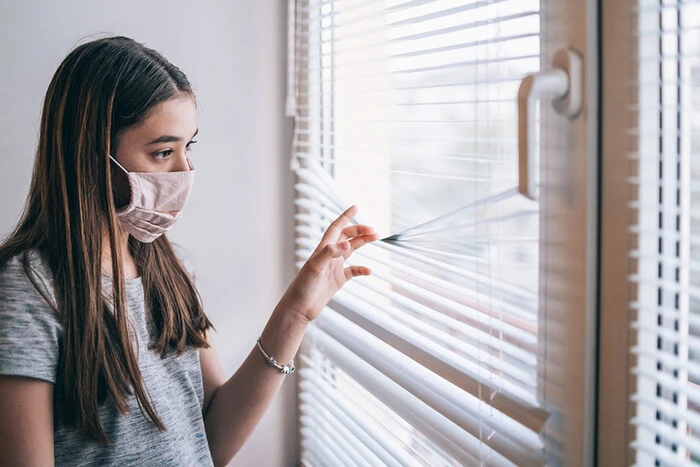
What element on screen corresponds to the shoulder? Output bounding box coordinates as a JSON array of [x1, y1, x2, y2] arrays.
[[0, 250, 61, 383], [0, 250, 56, 308]]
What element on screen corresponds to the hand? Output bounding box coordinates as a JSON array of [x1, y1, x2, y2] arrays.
[[280, 205, 378, 323]]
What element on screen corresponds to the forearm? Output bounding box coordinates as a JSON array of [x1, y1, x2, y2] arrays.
[[203, 301, 309, 466], [201, 208, 376, 466]]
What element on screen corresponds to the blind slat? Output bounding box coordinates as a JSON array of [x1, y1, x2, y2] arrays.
[[303, 326, 489, 466], [328, 289, 539, 403], [299, 357, 449, 464], [299, 391, 409, 467], [294, 53, 538, 80], [301, 9, 538, 48], [630, 303, 700, 328], [296, 238, 539, 346], [300, 408, 386, 466], [632, 394, 700, 433], [296, 231, 538, 323], [630, 440, 696, 467], [303, 324, 548, 466], [295, 73, 526, 91], [633, 347, 700, 379], [342, 275, 538, 362], [313, 308, 541, 440], [319, 295, 548, 431], [632, 323, 700, 355], [299, 33, 539, 68], [295, 210, 533, 296], [631, 417, 700, 458], [634, 368, 700, 406], [300, 0, 522, 33], [300, 426, 355, 467], [339, 280, 539, 388], [300, 372, 543, 467]]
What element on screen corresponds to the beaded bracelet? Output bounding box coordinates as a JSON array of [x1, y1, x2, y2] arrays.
[[256, 338, 296, 374]]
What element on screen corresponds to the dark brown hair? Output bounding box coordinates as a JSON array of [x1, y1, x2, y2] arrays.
[[0, 36, 213, 443]]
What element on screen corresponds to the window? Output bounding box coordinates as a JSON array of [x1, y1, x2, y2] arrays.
[[290, 0, 550, 464], [630, 0, 700, 463]]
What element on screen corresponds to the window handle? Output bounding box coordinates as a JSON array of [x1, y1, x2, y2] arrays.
[[518, 48, 583, 201]]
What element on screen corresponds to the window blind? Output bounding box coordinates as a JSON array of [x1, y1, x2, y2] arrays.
[[290, 0, 548, 465], [630, 0, 700, 464]]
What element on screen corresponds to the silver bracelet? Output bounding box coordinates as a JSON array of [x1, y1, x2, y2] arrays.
[[256, 338, 296, 374]]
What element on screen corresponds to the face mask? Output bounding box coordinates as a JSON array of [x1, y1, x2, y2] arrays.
[[109, 155, 195, 243]]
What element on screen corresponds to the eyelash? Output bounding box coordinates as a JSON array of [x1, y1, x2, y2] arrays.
[[153, 140, 197, 161]]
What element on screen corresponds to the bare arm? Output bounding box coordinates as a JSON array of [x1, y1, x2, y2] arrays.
[[200, 305, 308, 467], [0, 375, 54, 466], [200, 206, 377, 466]]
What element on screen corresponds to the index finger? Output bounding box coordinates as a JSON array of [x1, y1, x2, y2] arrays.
[[318, 205, 358, 249]]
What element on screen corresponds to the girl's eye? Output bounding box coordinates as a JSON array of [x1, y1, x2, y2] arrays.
[[186, 140, 198, 152], [153, 149, 173, 161]]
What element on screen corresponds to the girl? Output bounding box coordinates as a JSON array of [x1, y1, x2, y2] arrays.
[[0, 36, 377, 466]]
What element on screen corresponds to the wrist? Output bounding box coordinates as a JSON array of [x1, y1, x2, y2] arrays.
[[276, 292, 315, 326], [257, 300, 310, 369]]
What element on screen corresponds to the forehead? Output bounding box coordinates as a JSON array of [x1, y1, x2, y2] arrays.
[[129, 96, 197, 141]]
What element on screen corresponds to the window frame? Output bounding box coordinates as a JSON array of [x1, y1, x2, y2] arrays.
[[597, 0, 636, 464]]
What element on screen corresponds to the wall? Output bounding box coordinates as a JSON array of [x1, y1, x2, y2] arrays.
[[0, 1, 297, 465]]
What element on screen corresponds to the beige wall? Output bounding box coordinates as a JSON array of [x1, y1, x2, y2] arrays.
[[0, 1, 297, 465]]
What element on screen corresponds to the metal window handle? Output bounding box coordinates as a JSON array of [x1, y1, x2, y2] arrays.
[[518, 48, 583, 201]]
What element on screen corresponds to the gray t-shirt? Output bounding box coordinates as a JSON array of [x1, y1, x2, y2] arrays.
[[0, 251, 214, 466]]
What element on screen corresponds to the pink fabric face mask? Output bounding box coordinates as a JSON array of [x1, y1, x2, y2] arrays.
[[109, 156, 195, 243]]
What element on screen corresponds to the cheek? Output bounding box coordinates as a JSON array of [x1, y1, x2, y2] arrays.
[[112, 132, 152, 172], [113, 150, 156, 173]]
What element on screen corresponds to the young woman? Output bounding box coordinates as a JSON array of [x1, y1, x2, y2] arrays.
[[0, 36, 377, 466]]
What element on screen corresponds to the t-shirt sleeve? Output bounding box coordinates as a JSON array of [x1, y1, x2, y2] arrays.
[[0, 255, 61, 383]]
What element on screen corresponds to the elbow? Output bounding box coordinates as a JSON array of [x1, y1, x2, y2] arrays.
[[211, 454, 232, 467], [206, 430, 238, 467]]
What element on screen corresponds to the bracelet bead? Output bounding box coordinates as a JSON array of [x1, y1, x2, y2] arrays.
[[256, 338, 296, 375]]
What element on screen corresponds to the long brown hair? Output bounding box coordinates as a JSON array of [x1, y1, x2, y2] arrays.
[[0, 36, 213, 443]]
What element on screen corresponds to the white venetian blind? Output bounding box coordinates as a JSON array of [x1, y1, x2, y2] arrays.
[[289, 0, 548, 465], [630, 0, 700, 464]]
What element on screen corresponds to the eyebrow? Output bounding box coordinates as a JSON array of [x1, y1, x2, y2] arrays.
[[146, 128, 199, 145]]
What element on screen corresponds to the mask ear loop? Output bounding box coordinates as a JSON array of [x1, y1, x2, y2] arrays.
[[108, 155, 136, 214], [109, 155, 130, 174]]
